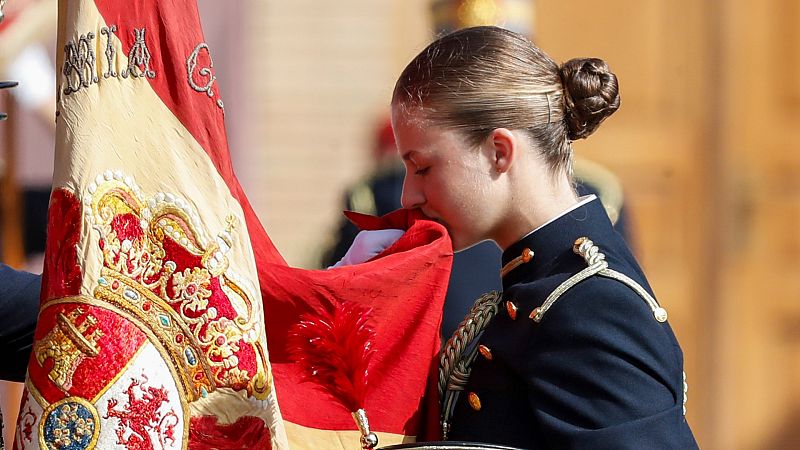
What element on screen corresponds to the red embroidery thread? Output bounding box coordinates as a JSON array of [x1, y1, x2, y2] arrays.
[[42, 189, 83, 302], [104, 375, 179, 450]]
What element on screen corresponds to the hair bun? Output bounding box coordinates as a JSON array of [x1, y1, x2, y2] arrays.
[[559, 58, 620, 140]]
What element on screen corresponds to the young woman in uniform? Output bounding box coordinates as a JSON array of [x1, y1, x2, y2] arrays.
[[392, 26, 697, 449]]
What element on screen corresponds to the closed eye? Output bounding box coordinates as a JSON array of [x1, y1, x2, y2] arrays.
[[414, 167, 430, 176]]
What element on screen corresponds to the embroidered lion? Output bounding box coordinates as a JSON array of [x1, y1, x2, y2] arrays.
[[104, 375, 179, 450]]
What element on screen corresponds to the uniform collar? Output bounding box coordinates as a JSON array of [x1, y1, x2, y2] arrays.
[[500, 196, 613, 290]]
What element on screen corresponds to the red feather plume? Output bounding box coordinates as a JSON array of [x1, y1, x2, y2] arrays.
[[288, 300, 376, 412]]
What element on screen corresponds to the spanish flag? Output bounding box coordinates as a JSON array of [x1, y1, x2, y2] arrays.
[[15, 1, 451, 449]]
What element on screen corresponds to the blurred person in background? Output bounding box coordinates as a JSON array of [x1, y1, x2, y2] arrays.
[[321, 118, 405, 267]]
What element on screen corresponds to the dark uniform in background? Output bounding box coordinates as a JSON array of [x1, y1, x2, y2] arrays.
[[441, 198, 697, 448], [0, 78, 39, 385], [0, 264, 39, 382], [0, 263, 36, 449]]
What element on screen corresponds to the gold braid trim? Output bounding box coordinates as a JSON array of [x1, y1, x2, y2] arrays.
[[500, 248, 533, 278], [438, 290, 503, 439], [531, 237, 668, 323]]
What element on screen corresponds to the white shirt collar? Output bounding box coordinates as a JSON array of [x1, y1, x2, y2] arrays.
[[519, 194, 598, 241]]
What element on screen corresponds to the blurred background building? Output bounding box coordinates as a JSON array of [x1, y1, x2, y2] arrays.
[[1, 0, 799, 448]]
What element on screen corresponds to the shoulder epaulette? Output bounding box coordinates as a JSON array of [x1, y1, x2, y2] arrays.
[[530, 237, 668, 324]]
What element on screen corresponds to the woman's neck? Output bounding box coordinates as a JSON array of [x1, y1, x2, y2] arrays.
[[492, 176, 579, 251]]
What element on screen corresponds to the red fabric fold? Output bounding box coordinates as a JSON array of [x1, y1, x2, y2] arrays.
[[189, 416, 272, 450], [262, 209, 451, 437]]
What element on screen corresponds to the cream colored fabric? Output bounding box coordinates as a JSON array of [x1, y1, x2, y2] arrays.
[[284, 420, 414, 450]]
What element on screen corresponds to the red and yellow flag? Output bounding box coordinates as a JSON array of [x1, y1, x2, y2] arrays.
[[15, 1, 452, 449], [16, 0, 287, 448]]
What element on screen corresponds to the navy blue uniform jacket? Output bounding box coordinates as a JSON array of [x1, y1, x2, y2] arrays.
[[447, 199, 697, 449], [0, 264, 40, 382]]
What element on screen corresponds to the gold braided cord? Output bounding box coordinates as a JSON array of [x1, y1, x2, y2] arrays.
[[500, 248, 533, 278], [438, 290, 503, 397], [533, 237, 668, 323], [597, 268, 668, 322], [439, 290, 503, 439], [500, 257, 524, 278], [531, 261, 606, 322]]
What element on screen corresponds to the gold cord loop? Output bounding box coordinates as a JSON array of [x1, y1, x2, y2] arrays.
[[533, 237, 668, 323], [500, 248, 534, 278], [439, 291, 503, 439]]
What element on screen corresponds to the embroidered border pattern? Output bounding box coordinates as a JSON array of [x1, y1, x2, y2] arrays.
[[16, 388, 38, 446]]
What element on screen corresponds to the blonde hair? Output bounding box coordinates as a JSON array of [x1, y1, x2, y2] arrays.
[[392, 26, 620, 174]]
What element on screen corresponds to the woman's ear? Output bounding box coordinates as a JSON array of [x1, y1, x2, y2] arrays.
[[488, 128, 516, 174]]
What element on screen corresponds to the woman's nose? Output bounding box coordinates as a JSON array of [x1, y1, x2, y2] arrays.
[[401, 177, 424, 209]]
